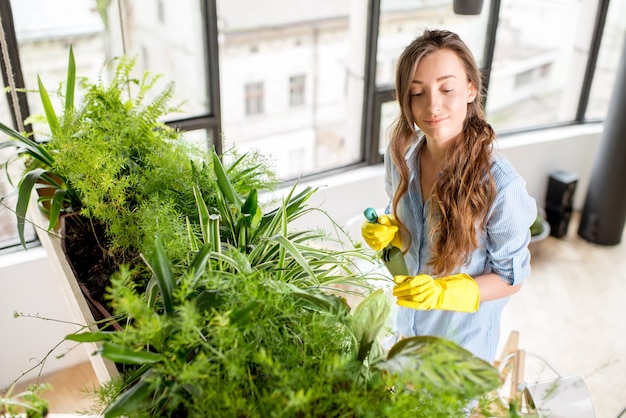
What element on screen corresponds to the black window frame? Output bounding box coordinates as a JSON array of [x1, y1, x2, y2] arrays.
[[0, 0, 618, 193]]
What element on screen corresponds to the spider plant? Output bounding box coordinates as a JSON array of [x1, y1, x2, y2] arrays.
[[0, 47, 81, 248]]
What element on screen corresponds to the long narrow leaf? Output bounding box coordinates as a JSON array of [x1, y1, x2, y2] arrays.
[[151, 236, 174, 316], [270, 234, 318, 285], [65, 331, 114, 343], [47, 188, 67, 231], [15, 168, 48, 247], [212, 151, 242, 208], [0, 121, 55, 166], [104, 376, 154, 418], [209, 213, 221, 253], [188, 244, 212, 281], [65, 46, 76, 112], [100, 341, 163, 365], [38, 75, 60, 137], [192, 185, 210, 244], [185, 216, 199, 252]]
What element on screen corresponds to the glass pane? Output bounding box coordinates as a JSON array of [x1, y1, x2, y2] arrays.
[[182, 128, 212, 151], [11, 0, 209, 130], [487, 0, 590, 131], [376, 0, 491, 155], [216, 1, 366, 180], [111, 0, 210, 119], [3, 0, 211, 251], [379, 100, 397, 155], [0, 95, 36, 249], [586, 0, 626, 120], [377, 0, 490, 86]]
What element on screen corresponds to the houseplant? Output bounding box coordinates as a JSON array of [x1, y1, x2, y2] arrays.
[[66, 159, 502, 417], [0, 48, 278, 317]]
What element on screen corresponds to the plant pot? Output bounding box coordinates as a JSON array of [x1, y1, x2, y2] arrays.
[[29, 194, 118, 384], [59, 213, 122, 331]]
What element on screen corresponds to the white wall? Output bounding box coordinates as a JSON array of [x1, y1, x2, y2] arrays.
[[0, 247, 89, 390], [0, 123, 604, 388], [496, 123, 601, 211], [290, 123, 603, 233]]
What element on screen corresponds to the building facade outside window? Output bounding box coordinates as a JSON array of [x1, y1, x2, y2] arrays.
[[245, 82, 265, 115], [0, 0, 624, 249], [289, 74, 306, 107]]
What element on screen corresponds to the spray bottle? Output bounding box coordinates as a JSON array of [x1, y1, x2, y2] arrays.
[[364, 207, 408, 276]]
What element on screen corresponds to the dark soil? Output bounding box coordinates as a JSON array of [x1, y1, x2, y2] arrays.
[[60, 213, 131, 325]]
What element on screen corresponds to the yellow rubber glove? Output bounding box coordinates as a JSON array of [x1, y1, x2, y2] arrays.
[[392, 273, 480, 313], [361, 214, 403, 251]]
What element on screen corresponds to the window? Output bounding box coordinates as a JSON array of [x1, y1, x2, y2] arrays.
[[487, 0, 591, 131], [289, 74, 306, 107], [0, 0, 624, 252], [375, 0, 491, 154], [216, 0, 364, 180], [245, 82, 265, 115], [586, 0, 626, 120], [157, 0, 166, 23], [0, 0, 220, 252]]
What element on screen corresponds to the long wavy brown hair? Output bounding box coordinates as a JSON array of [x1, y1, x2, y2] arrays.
[[389, 29, 496, 276]]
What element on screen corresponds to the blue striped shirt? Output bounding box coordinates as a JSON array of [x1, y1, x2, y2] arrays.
[[384, 137, 536, 363]]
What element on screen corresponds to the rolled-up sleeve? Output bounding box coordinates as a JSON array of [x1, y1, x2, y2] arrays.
[[486, 171, 537, 286]]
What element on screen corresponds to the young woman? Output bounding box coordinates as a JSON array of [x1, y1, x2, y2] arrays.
[[362, 29, 536, 363]]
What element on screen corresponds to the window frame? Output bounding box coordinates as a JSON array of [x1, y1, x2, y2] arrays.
[[0, 0, 620, 251]]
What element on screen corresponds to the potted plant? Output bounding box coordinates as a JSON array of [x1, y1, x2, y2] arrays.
[[0, 48, 277, 317], [0, 47, 278, 382], [65, 158, 501, 417]]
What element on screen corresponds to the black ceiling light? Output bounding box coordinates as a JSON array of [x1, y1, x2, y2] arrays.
[[453, 0, 484, 15]]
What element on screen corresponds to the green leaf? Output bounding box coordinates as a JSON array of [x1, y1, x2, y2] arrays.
[[380, 336, 500, 396], [38, 75, 60, 138], [188, 244, 212, 282], [65, 331, 114, 343], [208, 214, 221, 253], [270, 235, 318, 285], [351, 289, 391, 362], [47, 188, 66, 231], [151, 236, 174, 316], [192, 185, 210, 244], [287, 283, 350, 315], [104, 376, 153, 418], [230, 301, 261, 325], [212, 151, 243, 208], [241, 189, 257, 215], [65, 46, 76, 112], [15, 168, 48, 248], [194, 289, 225, 313], [100, 342, 163, 365], [0, 123, 55, 168]]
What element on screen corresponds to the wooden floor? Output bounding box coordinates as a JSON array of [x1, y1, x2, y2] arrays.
[[9, 360, 101, 415], [9, 213, 626, 417], [500, 213, 626, 418]]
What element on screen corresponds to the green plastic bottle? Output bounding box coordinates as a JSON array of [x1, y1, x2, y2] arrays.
[[364, 208, 408, 277]]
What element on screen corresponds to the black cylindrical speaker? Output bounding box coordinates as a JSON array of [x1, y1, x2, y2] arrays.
[[453, 0, 484, 15], [545, 171, 578, 238], [578, 36, 626, 245]]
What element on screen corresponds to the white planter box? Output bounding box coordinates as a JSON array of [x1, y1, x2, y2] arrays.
[[30, 203, 117, 385]]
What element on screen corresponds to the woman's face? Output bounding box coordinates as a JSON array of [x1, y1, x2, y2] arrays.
[[409, 48, 476, 147]]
